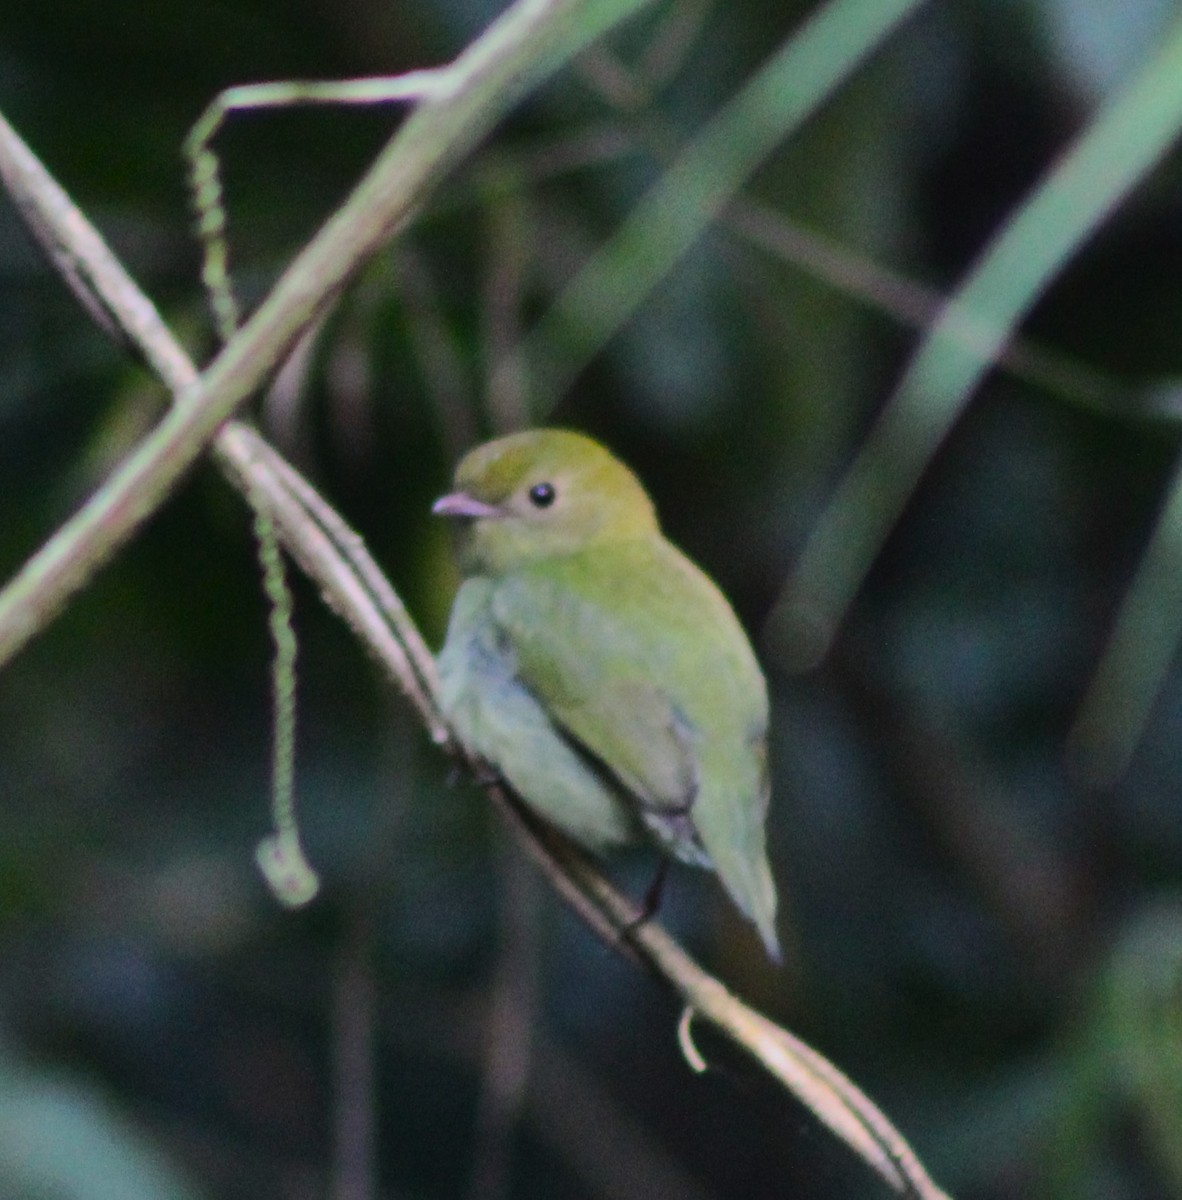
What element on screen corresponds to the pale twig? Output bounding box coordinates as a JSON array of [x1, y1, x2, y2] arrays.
[[639, 0, 713, 86], [213, 424, 450, 745], [466, 839, 542, 1200], [524, 821, 951, 1198], [332, 908, 377, 1200], [481, 188, 532, 434], [677, 1006, 708, 1073], [250, 477, 320, 908], [379, 990, 724, 1200], [185, 71, 456, 341], [0, 108, 447, 835], [0, 0, 658, 672]]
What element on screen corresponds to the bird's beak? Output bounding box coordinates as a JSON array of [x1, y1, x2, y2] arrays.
[[432, 492, 503, 519]]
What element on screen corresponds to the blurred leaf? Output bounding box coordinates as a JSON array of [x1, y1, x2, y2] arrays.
[[1038, 0, 1177, 95], [0, 1051, 203, 1200], [1102, 899, 1182, 1190], [523, 0, 925, 402], [1042, 899, 1182, 1198], [780, 7, 1182, 669], [1070, 450, 1182, 782]]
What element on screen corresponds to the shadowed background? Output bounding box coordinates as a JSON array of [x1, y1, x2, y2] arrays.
[[2, 0, 1182, 1197]]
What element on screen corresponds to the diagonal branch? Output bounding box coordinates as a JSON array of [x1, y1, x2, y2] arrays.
[[0, 47, 950, 1200], [0, 0, 656, 671], [0, 109, 448, 747]]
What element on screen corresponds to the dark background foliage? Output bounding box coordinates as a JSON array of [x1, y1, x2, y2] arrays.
[[3, 1, 1182, 1197]]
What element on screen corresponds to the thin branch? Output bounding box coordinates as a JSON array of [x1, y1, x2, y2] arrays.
[[570, 47, 1128, 416], [520, 0, 926, 402], [466, 839, 542, 1200], [779, 12, 1182, 671], [186, 71, 459, 341], [0, 0, 657, 670], [0, 110, 447, 748], [332, 907, 378, 1200], [218, 430, 450, 744], [0, 58, 952, 1200]]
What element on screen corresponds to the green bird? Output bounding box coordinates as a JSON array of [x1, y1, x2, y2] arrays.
[[433, 429, 780, 960]]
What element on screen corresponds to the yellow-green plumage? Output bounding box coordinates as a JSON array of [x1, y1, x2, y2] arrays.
[[434, 429, 780, 960]]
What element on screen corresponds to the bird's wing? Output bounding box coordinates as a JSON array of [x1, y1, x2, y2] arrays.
[[493, 553, 781, 957], [490, 568, 701, 821]]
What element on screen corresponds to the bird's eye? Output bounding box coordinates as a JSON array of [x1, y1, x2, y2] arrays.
[[528, 482, 556, 509]]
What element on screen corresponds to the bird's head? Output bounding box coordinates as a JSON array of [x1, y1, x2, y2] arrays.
[[433, 429, 658, 575]]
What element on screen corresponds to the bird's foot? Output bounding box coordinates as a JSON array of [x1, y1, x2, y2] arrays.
[[447, 760, 503, 789], [621, 858, 670, 942]]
